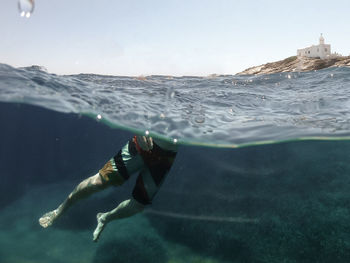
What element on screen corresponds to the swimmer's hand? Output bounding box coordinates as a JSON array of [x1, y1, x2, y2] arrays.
[[93, 213, 106, 242], [136, 136, 153, 151]]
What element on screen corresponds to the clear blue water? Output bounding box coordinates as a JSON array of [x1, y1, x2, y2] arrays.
[[1, 63, 350, 262]]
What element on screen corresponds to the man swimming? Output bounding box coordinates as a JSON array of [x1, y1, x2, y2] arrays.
[[39, 135, 177, 242]]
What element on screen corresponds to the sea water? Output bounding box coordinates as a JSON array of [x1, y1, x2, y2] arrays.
[[1, 63, 350, 262]]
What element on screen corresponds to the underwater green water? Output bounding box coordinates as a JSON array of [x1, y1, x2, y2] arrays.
[[1, 103, 350, 263]]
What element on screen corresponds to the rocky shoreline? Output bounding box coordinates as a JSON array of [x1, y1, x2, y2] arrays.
[[237, 56, 350, 75]]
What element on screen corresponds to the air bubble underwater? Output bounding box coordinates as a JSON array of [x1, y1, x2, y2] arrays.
[[18, 0, 35, 18]]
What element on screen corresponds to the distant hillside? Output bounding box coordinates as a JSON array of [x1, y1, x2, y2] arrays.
[[237, 56, 350, 75]]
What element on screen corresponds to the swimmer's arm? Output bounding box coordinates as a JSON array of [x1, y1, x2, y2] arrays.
[[135, 135, 153, 151], [135, 135, 178, 151]]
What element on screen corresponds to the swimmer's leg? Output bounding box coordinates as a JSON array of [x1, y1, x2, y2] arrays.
[[93, 169, 155, 242], [39, 172, 108, 228], [39, 138, 144, 229], [93, 198, 144, 242]]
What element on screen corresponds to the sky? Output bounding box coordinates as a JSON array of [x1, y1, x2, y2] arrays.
[[1, 0, 350, 76]]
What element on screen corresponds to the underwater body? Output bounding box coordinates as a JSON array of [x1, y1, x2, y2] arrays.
[[1, 63, 350, 262]]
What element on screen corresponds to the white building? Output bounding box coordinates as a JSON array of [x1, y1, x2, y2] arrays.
[[297, 34, 331, 59]]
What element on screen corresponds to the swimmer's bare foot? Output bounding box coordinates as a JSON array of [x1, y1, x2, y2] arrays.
[[93, 213, 106, 242], [39, 209, 59, 228]]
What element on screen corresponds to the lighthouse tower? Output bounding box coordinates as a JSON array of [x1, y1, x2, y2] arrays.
[[297, 34, 331, 59], [319, 33, 325, 45]]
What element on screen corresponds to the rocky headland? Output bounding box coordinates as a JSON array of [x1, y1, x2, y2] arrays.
[[237, 56, 350, 75]]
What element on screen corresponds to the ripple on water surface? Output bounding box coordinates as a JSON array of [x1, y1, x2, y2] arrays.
[[1, 63, 350, 147]]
